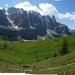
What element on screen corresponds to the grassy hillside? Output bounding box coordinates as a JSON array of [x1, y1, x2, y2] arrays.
[[0, 34, 75, 74], [29, 50, 75, 75]]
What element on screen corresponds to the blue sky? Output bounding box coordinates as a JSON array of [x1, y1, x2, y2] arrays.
[[0, 0, 75, 29]]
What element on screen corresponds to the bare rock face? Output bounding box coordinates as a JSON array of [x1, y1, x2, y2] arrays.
[[54, 24, 70, 35], [0, 7, 70, 40], [0, 10, 11, 26], [52, 15, 56, 24]]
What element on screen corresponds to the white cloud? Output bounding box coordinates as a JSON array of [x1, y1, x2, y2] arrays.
[[59, 12, 75, 22], [39, 3, 59, 17], [6, 4, 9, 7], [14, 1, 75, 23], [14, 1, 39, 12], [0, 7, 2, 10]]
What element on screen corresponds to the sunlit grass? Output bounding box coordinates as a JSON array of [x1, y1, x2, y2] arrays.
[[0, 34, 75, 74]]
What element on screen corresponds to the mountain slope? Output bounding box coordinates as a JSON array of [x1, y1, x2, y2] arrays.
[[69, 29, 75, 34], [0, 7, 70, 40]]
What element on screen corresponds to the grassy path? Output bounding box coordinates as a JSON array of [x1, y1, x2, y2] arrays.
[[7, 67, 32, 72], [1, 65, 32, 72], [4, 62, 75, 72], [39, 63, 75, 71]]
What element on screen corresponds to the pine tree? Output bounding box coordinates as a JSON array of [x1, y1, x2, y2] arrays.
[[60, 37, 68, 55], [54, 53, 57, 57]]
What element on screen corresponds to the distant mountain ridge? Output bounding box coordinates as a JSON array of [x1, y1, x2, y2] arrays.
[[0, 7, 70, 40], [69, 29, 75, 34]]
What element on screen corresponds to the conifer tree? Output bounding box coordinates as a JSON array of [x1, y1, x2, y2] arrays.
[[60, 37, 68, 55]]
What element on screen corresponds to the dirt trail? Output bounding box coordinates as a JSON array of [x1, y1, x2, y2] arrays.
[[1, 65, 32, 72], [9, 63, 75, 72], [1, 63, 75, 72], [7, 67, 32, 72], [39, 63, 75, 71]]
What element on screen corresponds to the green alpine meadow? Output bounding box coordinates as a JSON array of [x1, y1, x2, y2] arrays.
[[0, 34, 75, 75]]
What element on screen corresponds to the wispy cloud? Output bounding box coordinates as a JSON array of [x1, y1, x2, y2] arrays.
[[6, 4, 9, 7], [53, 0, 62, 1], [14, 1, 75, 23], [59, 12, 75, 22]]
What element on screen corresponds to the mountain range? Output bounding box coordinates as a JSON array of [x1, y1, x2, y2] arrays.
[[0, 7, 70, 40], [69, 29, 75, 34]]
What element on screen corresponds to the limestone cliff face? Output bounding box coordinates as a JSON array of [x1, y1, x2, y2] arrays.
[[0, 7, 70, 40], [0, 10, 11, 26]]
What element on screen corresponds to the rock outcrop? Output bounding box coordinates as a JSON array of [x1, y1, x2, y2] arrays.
[[0, 7, 70, 40]]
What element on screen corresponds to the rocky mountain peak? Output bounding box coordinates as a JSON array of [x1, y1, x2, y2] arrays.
[[52, 15, 56, 24], [0, 7, 70, 40], [7, 7, 25, 15]]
